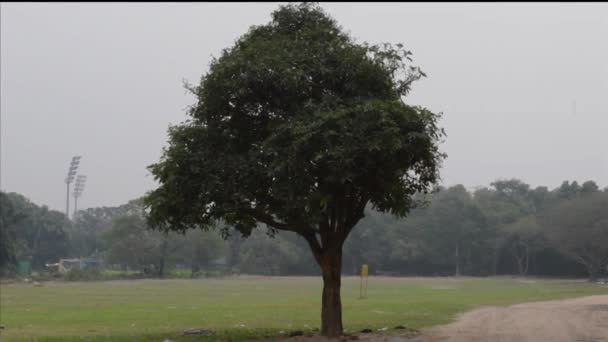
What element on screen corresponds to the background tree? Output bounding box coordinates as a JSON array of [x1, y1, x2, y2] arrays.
[[70, 198, 146, 259], [177, 229, 227, 277], [26, 207, 71, 269], [102, 215, 171, 275], [0, 192, 71, 270], [0, 192, 26, 275], [502, 216, 544, 276], [557, 180, 582, 200], [103, 215, 152, 271], [541, 191, 608, 281], [580, 180, 599, 195], [473, 180, 535, 275], [343, 208, 398, 274], [411, 186, 488, 276], [238, 229, 304, 276], [144, 3, 445, 336]]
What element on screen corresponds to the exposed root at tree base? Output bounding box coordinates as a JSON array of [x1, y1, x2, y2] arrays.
[[276, 328, 421, 341]]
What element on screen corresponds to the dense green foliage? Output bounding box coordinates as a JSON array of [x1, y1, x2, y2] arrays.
[[0, 192, 71, 275], [541, 191, 608, 280], [342, 180, 607, 280], [0, 195, 226, 279], [144, 3, 444, 239]]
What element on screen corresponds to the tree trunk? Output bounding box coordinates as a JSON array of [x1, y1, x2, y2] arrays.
[[512, 241, 529, 277], [158, 238, 168, 278], [320, 250, 343, 337], [158, 256, 165, 278], [514, 251, 524, 277], [466, 247, 472, 275], [523, 245, 529, 276], [492, 242, 500, 275], [190, 260, 199, 278], [455, 243, 460, 276], [585, 263, 599, 282]]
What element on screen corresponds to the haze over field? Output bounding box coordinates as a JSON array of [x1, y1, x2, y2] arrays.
[[1, 3, 607, 211]]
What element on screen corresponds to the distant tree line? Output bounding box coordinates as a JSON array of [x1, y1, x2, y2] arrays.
[[1, 179, 607, 280], [342, 179, 608, 281]]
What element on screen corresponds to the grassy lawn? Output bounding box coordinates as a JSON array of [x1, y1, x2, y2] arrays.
[[1, 276, 606, 341]]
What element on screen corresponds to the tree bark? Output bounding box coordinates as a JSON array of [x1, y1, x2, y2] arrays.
[[158, 238, 168, 278], [158, 257, 165, 278], [584, 263, 599, 282], [190, 260, 200, 278], [492, 241, 500, 275], [455, 243, 460, 276], [524, 245, 529, 276], [320, 249, 343, 337]]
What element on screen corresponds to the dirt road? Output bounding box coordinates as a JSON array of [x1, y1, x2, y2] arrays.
[[410, 295, 608, 342]]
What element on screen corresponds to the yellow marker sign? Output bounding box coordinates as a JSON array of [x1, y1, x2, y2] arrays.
[[360, 264, 369, 299]]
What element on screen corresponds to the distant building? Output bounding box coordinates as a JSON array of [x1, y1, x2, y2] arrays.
[[45, 257, 103, 274]]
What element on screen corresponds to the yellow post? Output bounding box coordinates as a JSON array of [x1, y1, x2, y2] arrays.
[[364, 271, 368, 298], [360, 264, 368, 299], [359, 272, 363, 299]]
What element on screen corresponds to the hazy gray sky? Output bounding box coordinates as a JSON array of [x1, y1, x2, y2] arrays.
[[2, 3, 607, 212]]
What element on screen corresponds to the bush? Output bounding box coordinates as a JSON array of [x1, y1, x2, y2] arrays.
[[167, 269, 192, 278], [31, 270, 63, 281], [65, 268, 104, 281], [203, 270, 229, 278], [0, 265, 17, 279]]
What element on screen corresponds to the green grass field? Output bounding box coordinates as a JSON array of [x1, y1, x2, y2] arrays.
[[1, 276, 606, 341]]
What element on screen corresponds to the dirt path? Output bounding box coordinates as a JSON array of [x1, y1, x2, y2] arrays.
[[282, 295, 608, 342], [409, 295, 608, 342]]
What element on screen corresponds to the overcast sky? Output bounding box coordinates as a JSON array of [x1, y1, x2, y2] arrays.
[[1, 3, 607, 212]]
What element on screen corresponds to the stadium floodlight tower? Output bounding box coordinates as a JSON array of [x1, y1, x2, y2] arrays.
[[65, 156, 81, 219], [73, 175, 87, 217]]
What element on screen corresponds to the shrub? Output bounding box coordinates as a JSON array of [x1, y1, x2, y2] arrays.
[[65, 268, 104, 281]]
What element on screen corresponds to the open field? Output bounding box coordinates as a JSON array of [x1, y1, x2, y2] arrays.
[[1, 276, 606, 341]]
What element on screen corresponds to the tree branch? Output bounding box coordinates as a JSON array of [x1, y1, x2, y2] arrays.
[[342, 194, 369, 241], [299, 230, 323, 264]]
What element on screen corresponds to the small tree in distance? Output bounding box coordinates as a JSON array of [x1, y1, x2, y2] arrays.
[[144, 3, 445, 337]]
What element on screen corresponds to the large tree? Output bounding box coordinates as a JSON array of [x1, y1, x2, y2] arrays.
[[102, 215, 160, 272], [0, 192, 25, 274], [502, 216, 544, 277], [144, 3, 444, 336], [70, 198, 145, 259], [0, 192, 71, 270], [541, 191, 608, 281], [413, 185, 488, 276], [177, 229, 226, 277]]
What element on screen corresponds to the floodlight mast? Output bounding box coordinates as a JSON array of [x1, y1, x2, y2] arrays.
[[65, 156, 81, 219], [73, 175, 87, 217]]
